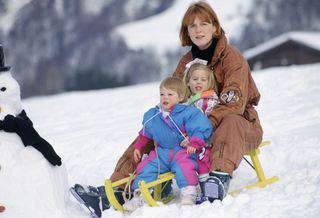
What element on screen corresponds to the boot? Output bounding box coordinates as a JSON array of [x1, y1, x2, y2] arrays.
[[180, 186, 197, 205], [204, 171, 231, 202], [70, 184, 103, 218], [196, 173, 209, 204], [97, 186, 110, 211], [122, 189, 144, 211]]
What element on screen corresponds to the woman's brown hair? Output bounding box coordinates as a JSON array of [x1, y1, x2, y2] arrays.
[[179, 1, 225, 47]]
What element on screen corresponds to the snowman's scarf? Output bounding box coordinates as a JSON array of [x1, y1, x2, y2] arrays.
[[1, 110, 62, 166]]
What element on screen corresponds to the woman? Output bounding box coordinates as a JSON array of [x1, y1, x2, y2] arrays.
[[173, 1, 263, 201]]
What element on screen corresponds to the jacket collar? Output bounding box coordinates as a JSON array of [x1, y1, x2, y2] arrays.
[[157, 103, 186, 116], [189, 90, 217, 104], [211, 34, 227, 66], [191, 38, 218, 63], [186, 34, 227, 67]]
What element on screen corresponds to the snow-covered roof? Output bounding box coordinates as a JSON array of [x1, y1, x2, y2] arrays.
[[243, 31, 320, 59]]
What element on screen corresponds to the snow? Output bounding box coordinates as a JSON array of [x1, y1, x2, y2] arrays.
[[243, 31, 320, 59], [0, 0, 32, 34], [1, 62, 320, 217], [124, 0, 162, 20], [82, 0, 113, 15], [116, 0, 253, 54]]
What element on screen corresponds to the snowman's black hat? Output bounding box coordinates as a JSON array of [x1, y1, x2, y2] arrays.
[[0, 44, 11, 72]]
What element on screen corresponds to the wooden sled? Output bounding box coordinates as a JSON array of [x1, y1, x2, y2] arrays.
[[105, 140, 279, 211]]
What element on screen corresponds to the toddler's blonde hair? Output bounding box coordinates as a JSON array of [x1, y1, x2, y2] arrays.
[[160, 77, 188, 103]]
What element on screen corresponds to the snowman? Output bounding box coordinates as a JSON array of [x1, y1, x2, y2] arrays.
[[0, 45, 71, 218]]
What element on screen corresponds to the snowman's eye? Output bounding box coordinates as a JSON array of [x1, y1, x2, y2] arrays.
[[0, 87, 6, 92]]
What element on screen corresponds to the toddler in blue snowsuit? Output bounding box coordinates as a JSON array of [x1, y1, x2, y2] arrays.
[[123, 77, 212, 211]]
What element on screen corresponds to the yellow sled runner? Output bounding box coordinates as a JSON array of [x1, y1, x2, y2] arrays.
[[105, 140, 279, 211]]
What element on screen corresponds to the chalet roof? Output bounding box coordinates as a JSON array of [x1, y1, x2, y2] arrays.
[[243, 31, 320, 59]]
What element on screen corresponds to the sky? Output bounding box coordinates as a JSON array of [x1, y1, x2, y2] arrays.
[[1, 62, 320, 218]]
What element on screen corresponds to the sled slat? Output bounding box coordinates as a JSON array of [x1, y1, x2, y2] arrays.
[[139, 180, 158, 206], [105, 179, 125, 211], [229, 176, 279, 196], [230, 140, 279, 196], [142, 172, 175, 189]]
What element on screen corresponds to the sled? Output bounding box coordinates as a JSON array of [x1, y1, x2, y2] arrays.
[[105, 140, 279, 210]]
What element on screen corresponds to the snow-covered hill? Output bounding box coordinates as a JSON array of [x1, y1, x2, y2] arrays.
[[116, 0, 253, 54], [1, 63, 319, 217]]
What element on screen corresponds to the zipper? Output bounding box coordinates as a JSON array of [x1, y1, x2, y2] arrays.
[[219, 143, 225, 158]]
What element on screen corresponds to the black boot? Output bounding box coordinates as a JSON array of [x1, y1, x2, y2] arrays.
[[196, 173, 209, 204], [97, 186, 110, 211], [70, 184, 103, 218], [204, 171, 231, 202]]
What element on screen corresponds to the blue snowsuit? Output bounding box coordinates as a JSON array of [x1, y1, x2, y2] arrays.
[[132, 104, 212, 190]]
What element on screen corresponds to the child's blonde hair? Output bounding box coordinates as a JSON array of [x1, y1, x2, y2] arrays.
[[183, 63, 218, 98], [160, 77, 188, 103]]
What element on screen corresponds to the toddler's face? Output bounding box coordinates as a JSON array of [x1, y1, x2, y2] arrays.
[[160, 87, 182, 112], [188, 69, 210, 94]]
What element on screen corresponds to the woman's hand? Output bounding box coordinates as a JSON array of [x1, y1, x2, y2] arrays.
[[133, 149, 141, 163]]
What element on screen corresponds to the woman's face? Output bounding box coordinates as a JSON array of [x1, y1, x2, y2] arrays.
[[188, 69, 210, 94], [187, 16, 216, 50]]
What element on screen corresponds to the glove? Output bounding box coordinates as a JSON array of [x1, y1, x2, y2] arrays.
[[3, 115, 18, 132]]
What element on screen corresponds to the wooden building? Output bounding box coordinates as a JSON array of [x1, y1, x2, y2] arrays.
[[243, 31, 320, 70]]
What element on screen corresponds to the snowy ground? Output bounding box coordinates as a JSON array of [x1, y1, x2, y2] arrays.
[[1, 63, 320, 218]]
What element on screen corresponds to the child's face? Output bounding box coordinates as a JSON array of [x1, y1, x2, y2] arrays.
[[188, 69, 210, 94], [160, 87, 182, 112]]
